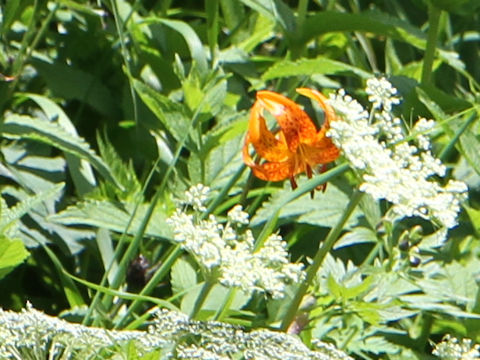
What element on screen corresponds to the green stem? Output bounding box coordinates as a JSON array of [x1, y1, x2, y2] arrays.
[[115, 245, 183, 328], [255, 162, 350, 251], [190, 278, 215, 319], [213, 287, 237, 321], [421, 3, 442, 85], [280, 189, 363, 331]]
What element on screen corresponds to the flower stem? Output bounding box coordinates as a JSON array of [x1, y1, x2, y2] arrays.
[[190, 278, 215, 319], [421, 4, 442, 85], [213, 287, 237, 321], [280, 189, 363, 331]]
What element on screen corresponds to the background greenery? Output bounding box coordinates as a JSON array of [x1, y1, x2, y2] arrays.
[[1, 0, 480, 359]]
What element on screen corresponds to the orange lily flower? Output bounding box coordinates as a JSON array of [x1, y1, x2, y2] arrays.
[[243, 88, 340, 193]]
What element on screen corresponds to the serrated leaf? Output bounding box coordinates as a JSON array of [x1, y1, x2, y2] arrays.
[[0, 236, 29, 280], [49, 199, 170, 239], [251, 183, 361, 228], [0, 183, 64, 234], [18, 93, 97, 194], [133, 79, 191, 143], [0, 114, 120, 189], [334, 227, 377, 250], [263, 57, 371, 81]]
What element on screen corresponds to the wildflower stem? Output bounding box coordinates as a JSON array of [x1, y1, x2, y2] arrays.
[[255, 163, 350, 251], [213, 287, 237, 321], [190, 278, 215, 319], [280, 189, 363, 331], [421, 3, 442, 85]]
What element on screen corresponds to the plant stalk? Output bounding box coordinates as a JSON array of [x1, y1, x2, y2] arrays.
[[421, 3, 442, 85], [280, 189, 363, 331]]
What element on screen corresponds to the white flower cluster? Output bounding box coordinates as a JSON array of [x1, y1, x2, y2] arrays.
[[432, 335, 480, 360], [0, 303, 167, 359], [150, 309, 354, 360], [0, 305, 354, 360], [167, 185, 305, 299], [327, 77, 468, 228]]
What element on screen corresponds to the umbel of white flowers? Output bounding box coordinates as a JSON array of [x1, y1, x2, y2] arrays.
[[432, 335, 480, 360], [327, 77, 468, 229], [0, 304, 354, 360], [167, 184, 305, 299]]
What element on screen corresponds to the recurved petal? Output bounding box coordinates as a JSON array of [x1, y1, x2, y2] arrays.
[[250, 160, 296, 182], [256, 91, 317, 151], [296, 88, 337, 128], [243, 141, 295, 182], [304, 137, 340, 165], [248, 101, 291, 162]]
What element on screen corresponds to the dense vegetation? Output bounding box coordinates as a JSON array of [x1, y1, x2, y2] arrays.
[[1, 0, 480, 359]]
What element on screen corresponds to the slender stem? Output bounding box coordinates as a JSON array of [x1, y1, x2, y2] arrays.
[[190, 278, 215, 319], [297, 0, 309, 29], [255, 163, 350, 251], [280, 190, 363, 331], [213, 287, 237, 321], [115, 245, 183, 328], [421, 3, 442, 85]]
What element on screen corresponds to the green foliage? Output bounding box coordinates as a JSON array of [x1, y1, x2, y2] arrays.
[[1, 0, 480, 358]]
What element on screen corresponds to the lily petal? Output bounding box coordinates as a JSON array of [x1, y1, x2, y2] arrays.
[[242, 141, 295, 181], [256, 91, 317, 152], [296, 88, 337, 127], [247, 102, 291, 162]]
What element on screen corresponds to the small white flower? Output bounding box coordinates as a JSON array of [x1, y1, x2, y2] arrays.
[[167, 188, 305, 298], [227, 205, 249, 225], [432, 335, 480, 360], [184, 184, 210, 211], [366, 77, 400, 111], [328, 79, 468, 229]]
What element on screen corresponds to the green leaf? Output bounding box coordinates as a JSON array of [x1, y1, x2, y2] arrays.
[[49, 199, 171, 239], [0, 236, 29, 280], [262, 56, 371, 81], [170, 256, 198, 295], [142, 18, 208, 77], [0, 183, 64, 235], [334, 227, 377, 250], [251, 183, 361, 228], [31, 59, 118, 117], [0, 114, 120, 189], [17, 93, 97, 195], [1, 0, 21, 33], [239, 0, 295, 34], [133, 79, 191, 143]]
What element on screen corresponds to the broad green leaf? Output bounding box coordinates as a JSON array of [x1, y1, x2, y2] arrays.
[[300, 11, 466, 72], [0, 114, 120, 188], [250, 183, 361, 229], [133, 79, 191, 143], [49, 199, 171, 239], [31, 59, 117, 117], [181, 283, 250, 317], [170, 256, 198, 295], [142, 18, 208, 77], [0, 236, 29, 280], [334, 227, 377, 250], [17, 93, 97, 195], [262, 56, 371, 81], [239, 0, 295, 34], [237, 14, 274, 52]]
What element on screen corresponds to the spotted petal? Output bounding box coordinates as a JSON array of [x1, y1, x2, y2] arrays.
[[256, 91, 317, 152]]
